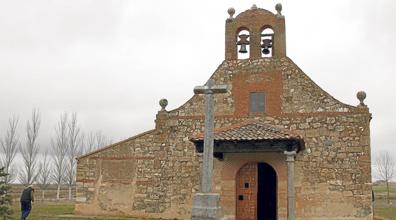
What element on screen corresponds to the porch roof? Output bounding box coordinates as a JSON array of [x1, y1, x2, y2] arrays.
[[190, 121, 302, 142], [190, 121, 304, 157]]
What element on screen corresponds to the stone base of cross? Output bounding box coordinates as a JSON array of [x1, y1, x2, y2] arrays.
[[190, 79, 227, 220], [191, 193, 220, 220]]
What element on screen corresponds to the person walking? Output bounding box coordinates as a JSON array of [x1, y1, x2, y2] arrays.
[[20, 185, 34, 220]]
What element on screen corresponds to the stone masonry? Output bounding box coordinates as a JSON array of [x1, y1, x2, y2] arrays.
[[75, 5, 372, 220]]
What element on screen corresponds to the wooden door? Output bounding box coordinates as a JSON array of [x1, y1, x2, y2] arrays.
[[236, 163, 258, 220]]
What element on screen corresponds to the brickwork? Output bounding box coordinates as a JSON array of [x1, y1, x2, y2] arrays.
[[75, 6, 372, 220], [233, 70, 282, 116], [225, 8, 286, 59]]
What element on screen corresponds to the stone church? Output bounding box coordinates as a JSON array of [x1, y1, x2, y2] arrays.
[[76, 4, 373, 220]]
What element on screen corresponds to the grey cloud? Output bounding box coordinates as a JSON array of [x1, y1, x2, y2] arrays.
[[0, 0, 395, 161]]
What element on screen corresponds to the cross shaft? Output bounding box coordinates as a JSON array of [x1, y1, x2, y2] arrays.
[[193, 79, 228, 193]]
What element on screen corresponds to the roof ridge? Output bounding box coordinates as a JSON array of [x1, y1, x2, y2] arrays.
[[77, 129, 156, 160]]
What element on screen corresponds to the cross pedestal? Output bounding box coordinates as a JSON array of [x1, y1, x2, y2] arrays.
[[191, 79, 227, 220], [191, 193, 221, 220]]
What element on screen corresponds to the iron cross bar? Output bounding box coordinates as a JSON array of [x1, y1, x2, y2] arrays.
[[193, 79, 228, 193]]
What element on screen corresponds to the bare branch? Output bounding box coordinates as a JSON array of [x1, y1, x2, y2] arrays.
[[0, 116, 20, 183], [66, 113, 83, 200], [19, 109, 41, 185], [51, 112, 68, 200], [376, 151, 395, 181], [37, 150, 52, 200], [84, 132, 96, 154], [375, 151, 395, 204], [82, 130, 112, 154]]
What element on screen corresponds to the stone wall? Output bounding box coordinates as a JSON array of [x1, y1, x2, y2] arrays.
[[76, 57, 372, 220]]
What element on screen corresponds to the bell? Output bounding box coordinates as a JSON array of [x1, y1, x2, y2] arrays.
[[262, 47, 270, 55], [261, 39, 272, 55], [239, 44, 248, 53], [237, 34, 250, 54]]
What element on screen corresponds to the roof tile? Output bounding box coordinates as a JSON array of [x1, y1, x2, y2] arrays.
[[191, 121, 301, 142]]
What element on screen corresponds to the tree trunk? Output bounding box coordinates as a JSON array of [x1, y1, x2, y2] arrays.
[[56, 184, 61, 200], [386, 180, 390, 205], [42, 189, 45, 200], [68, 185, 72, 200]]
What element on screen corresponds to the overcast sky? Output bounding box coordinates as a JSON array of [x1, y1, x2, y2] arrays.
[[0, 0, 395, 168]]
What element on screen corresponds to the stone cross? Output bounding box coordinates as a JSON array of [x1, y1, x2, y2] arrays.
[[194, 79, 228, 193]]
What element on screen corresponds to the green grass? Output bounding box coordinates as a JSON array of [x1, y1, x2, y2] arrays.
[[375, 207, 396, 220], [373, 185, 396, 194], [10, 201, 142, 220], [7, 200, 395, 220], [11, 201, 74, 220]]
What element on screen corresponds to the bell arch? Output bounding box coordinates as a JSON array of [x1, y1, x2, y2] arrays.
[[261, 27, 275, 57], [225, 6, 286, 60]]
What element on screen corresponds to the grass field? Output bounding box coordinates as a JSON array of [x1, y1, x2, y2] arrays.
[[11, 202, 74, 220], [8, 201, 396, 220], [373, 182, 396, 194], [10, 202, 140, 220], [373, 182, 396, 220]]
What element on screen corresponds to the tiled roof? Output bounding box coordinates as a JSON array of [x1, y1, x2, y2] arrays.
[[190, 121, 301, 142]]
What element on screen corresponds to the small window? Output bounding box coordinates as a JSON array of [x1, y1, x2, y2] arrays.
[[250, 92, 265, 113]]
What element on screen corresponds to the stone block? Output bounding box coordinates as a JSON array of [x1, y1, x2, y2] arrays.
[[75, 197, 87, 202], [191, 193, 221, 220]]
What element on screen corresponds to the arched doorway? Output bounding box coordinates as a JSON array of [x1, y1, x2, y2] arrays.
[[236, 162, 277, 220]]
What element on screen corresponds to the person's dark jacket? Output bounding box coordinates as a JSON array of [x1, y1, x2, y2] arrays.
[[20, 187, 34, 202]]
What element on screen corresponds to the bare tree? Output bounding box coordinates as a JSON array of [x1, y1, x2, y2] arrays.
[[0, 116, 20, 183], [19, 109, 41, 185], [376, 151, 395, 204], [83, 132, 96, 154], [82, 130, 112, 155], [51, 113, 68, 200], [95, 130, 108, 149], [65, 113, 83, 200], [37, 150, 52, 200]]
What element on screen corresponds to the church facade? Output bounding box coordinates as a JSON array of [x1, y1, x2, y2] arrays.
[[76, 4, 373, 220]]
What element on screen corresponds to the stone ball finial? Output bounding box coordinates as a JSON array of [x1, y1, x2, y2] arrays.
[[159, 98, 168, 111], [227, 7, 235, 21], [251, 4, 258, 10], [275, 3, 282, 16], [356, 91, 367, 106]]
